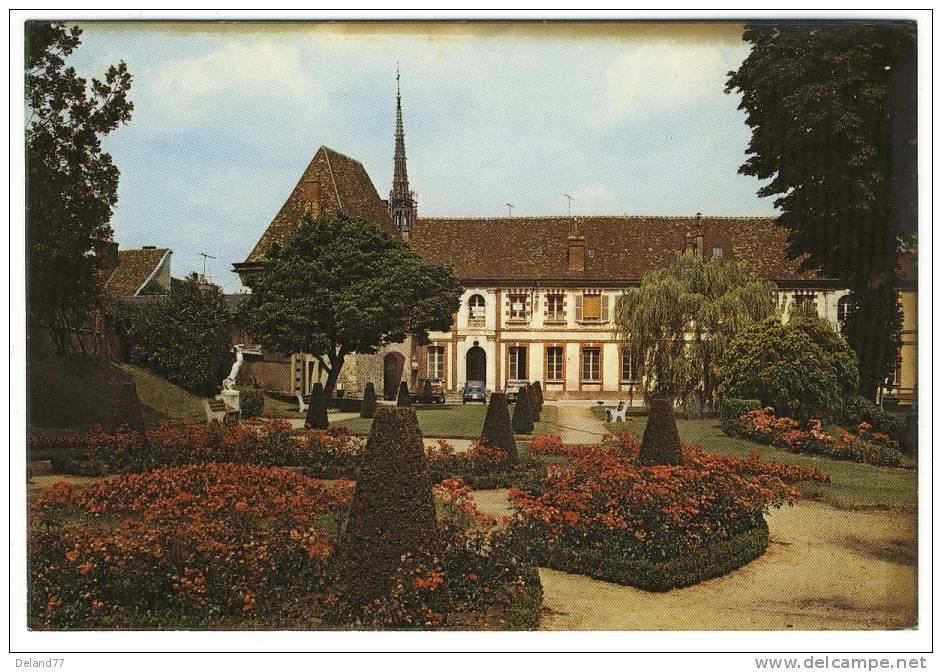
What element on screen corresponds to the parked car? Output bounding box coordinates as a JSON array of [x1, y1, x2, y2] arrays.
[[504, 379, 529, 403], [410, 378, 446, 404], [462, 380, 487, 404]]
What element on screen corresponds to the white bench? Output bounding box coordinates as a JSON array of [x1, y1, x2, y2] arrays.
[[297, 393, 310, 414], [606, 401, 630, 423], [204, 398, 240, 425]]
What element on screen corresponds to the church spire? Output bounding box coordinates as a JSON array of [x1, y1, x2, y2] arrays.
[[389, 66, 417, 238]]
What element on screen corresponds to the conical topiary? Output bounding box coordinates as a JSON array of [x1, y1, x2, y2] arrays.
[[360, 382, 377, 419], [527, 384, 540, 422], [481, 392, 518, 464], [533, 381, 544, 411], [336, 406, 438, 612], [396, 380, 411, 406], [638, 397, 684, 465], [305, 382, 329, 429], [421, 379, 433, 405], [511, 385, 534, 434]]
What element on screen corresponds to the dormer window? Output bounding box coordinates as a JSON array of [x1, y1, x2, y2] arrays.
[[509, 294, 528, 322], [713, 247, 724, 259], [469, 294, 486, 327]]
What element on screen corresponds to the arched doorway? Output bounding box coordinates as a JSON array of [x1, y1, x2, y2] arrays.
[[466, 346, 486, 385], [383, 352, 405, 400]]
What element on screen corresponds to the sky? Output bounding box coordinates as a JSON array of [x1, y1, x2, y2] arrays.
[[66, 21, 775, 291]]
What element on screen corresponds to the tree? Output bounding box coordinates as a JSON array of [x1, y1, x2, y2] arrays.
[[111, 274, 232, 395], [244, 213, 462, 399], [613, 254, 778, 409], [726, 22, 916, 398], [26, 22, 133, 348], [718, 315, 860, 421], [481, 392, 517, 464]]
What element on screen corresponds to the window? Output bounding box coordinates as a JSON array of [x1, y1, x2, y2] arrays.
[[582, 295, 602, 320], [581, 348, 601, 382], [427, 346, 445, 381], [546, 294, 565, 322], [509, 294, 528, 321], [469, 294, 486, 326], [546, 347, 564, 382], [793, 293, 817, 311], [586, 248, 596, 258], [509, 346, 527, 379], [713, 247, 724, 259], [837, 295, 855, 324], [620, 346, 640, 383]]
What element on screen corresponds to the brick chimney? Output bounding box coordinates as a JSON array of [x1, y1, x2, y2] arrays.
[[567, 219, 586, 272]]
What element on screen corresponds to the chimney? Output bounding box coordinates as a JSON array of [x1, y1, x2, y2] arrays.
[[694, 212, 704, 258], [567, 219, 586, 272], [94, 238, 119, 271]]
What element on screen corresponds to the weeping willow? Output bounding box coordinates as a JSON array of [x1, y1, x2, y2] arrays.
[[613, 254, 780, 412]]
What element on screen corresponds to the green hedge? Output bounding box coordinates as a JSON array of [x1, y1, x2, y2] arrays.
[[500, 564, 543, 630], [237, 387, 265, 419], [531, 520, 769, 592], [720, 398, 762, 436]]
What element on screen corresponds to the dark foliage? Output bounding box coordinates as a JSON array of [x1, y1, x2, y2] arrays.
[[422, 379, 433, 405], [638, 398, 683, 465], [396, 381, 411, 407], [527, 384, 540, 421], [360, 382, 377, 419], [480, 392, 519, 464], [720, 398, 762, 436], [532, 381, 544, 412], [305, 383, 329, 430], [511, 387, 535, 434], [237, 387, 265, 419], [838, 394, 913, 452], [726, 23, 916, 398], [26, 22, 134, 348], [334, 407, 438, 613]]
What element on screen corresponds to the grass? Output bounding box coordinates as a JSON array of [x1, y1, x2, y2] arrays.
[[119, 364, 205, 426], [331, 403, 560, 439], [592, 408, 916, 509]]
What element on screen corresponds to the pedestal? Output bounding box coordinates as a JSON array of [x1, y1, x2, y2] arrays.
[[217, 389, 241, 412]]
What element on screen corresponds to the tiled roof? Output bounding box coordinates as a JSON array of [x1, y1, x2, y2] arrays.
[[242, 146, 395, 264], [409, 216, 826, 285], [103, 248, 170, 297]]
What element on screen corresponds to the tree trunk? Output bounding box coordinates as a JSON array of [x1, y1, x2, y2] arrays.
[[323, 351, 344, 400]]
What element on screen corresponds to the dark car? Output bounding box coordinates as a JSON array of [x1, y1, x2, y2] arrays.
[[410, 378, 446, 404], [504, 379, 529, 403], [462, 380, 487, 404]]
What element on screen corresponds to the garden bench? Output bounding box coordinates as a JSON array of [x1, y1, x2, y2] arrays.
[[203, 398, 240, 425], [297, 393, 311, 414]]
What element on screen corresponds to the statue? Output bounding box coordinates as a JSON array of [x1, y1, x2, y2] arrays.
[[223, 344, 244, 391]]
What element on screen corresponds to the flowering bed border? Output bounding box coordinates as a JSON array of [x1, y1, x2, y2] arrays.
[[530, 519, 769, 592]]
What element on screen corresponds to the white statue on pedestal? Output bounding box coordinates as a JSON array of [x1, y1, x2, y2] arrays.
[[223, 344, 244, 391]]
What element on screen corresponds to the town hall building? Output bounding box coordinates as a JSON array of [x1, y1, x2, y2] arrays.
[[233, 80, 917, 406]]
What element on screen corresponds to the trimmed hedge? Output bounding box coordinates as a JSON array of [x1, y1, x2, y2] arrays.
[[528, 520, 769, 592], [237, 387, 265, 419], [532, 381, 544, 412], [422, 379, 433, 405], [720, 398, 762, 436], [360, 382, 377, 418], [501, 564, 543, 630], [527, 384, 540, 421], [511, 387, 534, 434], [396, 381, 411, 407], [638, 397, 683, 465], [305, 383, 329, 429], [482, 392, 518, 464]]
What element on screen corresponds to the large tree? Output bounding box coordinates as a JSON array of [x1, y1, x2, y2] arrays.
[[613, 253, 779, 409], [26, 22, 133, 348], [244, 213, 462, 398], [725, 22, 917, 398]]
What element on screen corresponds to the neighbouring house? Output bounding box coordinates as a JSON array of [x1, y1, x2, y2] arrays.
[[233, 80, 918, 407], [103, 245, 172, 298]]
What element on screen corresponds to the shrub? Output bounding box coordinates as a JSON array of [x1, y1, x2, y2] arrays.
[[237, 387, 265, 419], [719, 315, 860, 421], [482, 392, 518, 464], [305, 383, 329, 429], [720, 398, 761, 436], [360, 382, 377, 419], [529, 434, 566, 456], [638, 397, 683, 465], [532, 381, 544, 412], [511, 387, 534, 434], [334, 407, 438, 618], [838, 394, 912, 452], [421, 379, 433, 405], [29, 464, 353, 629], [527, 384, 540, 421], [396, 381, 411, 407]]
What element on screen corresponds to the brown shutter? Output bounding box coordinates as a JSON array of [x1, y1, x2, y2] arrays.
[[575, 294, 583, 321], [601, 295, 610, 322]]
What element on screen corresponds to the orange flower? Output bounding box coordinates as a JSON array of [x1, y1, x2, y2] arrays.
[[78, 562, 94, 575]]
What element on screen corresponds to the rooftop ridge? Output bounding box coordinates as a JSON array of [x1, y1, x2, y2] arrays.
[[415, 214, 778, 222]]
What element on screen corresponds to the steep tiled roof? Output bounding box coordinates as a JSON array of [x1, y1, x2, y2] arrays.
[[410, 216, 826, 285], [241, 146, 395, 264], [103, 248, 170, 297]]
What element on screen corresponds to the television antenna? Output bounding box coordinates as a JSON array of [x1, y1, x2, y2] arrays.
[[506, 203, 514, 217], [563, 194, 573, 217], [198, 252, 217, 277]]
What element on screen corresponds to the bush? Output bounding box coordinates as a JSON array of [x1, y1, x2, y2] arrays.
[[422, 379, 433, 405], [396, 381, 411, 407], [511, 387, 534, 434], [527, 384, 540, 421], [360, 382, 377, 419], [532, 381, 544, 412], [719, 315, 860, 421], [237, 387, 265, 419], [638, 397, 683, 465], [305, 383, 329, 430], [481, 392, 518, 464], [838, 395, 913, 452], [334, 407, 438, 618], [720, 398, 761, 436], [29, 464, 354, 629]]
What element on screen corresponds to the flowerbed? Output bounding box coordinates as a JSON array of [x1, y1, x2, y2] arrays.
[[29, 464, 354, 629], [508, 436, 827, 590], [738, 408, 904, 467], [425, 439, 547, 492]]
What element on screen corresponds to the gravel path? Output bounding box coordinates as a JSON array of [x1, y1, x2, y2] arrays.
[[553, 405, 608, 445]]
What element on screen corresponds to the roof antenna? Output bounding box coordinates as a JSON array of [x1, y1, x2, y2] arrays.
[[198, 252, 216, 277], [506, 203, 514, 217], [563, 194, 573, 217]]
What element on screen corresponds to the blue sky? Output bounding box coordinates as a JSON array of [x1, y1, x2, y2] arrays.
[[68, 21, 774, 291]]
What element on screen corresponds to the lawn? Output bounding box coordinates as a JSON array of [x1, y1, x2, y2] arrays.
[[593, 408, 916, 509], [332, 403, 560, 439], [120, 363, 204, 426]]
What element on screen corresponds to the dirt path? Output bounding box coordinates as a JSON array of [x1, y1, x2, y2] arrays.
[[553, 405, 607, 445]]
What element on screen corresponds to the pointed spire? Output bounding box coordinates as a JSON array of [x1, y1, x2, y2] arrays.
[[389, 66, 417, 238]]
